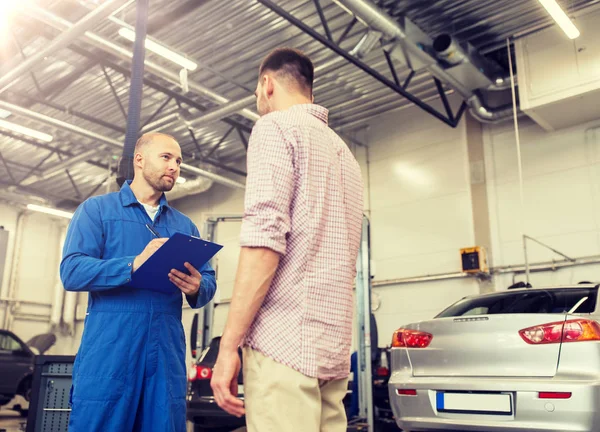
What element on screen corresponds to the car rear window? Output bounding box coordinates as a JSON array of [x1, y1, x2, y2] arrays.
[[198, 338, 220, 364], [437, 288, 598, 318]]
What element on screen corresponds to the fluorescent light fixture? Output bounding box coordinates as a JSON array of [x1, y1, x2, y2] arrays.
[[27, 204, 73, 219], [176, 176, 187, 184], [538, 0, 580, 39], [0, 108, 10, 119], [0, 118, 53, 142], [118, 28, 198, 71]]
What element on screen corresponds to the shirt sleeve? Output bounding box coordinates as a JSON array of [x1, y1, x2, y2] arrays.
[[239, 118, 295, 255], [60, 198, 136, 292], [186, 223, 217, 309]]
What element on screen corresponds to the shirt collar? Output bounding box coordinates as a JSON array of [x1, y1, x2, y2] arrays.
[[119, 180, 170, 211], [289, 104, 329, 125]]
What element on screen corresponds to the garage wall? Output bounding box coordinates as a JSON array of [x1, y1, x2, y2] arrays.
[[484, 116, 600, 289], [354, 101, 480, 345], [173, 183, 246, 358], [0, 202, 63, 344]]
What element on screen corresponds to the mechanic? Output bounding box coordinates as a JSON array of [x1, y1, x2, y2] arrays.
[[60, 132, 216, 432]]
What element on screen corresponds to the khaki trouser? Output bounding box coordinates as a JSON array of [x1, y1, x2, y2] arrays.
[[242, 347, 349, 432]]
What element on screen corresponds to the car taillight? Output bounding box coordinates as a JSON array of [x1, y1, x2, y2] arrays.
[[188, 365, 212, 381], [376, 367, 389, 377], [519, 319, 600, 345], [396, 389, 417, 396], [392, 328, 433, 348], [376, 350, 390, 377], [539, 392, 571, 399]]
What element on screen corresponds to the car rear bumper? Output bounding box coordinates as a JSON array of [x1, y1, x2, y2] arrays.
[[186, 396, 246, 429], [388, 375, 600, 432]]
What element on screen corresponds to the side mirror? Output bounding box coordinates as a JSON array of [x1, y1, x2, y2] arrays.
[[190, 313, 199, 359]]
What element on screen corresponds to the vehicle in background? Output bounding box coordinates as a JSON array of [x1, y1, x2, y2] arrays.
[[0, 330, 56, 417], [389, 284, 600, 431], [186, 335, 246, 432], [186, 315, 393, 431]]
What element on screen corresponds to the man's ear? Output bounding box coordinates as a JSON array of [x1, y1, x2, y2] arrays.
[[133, 152, 144, 169], [264, 75, 275, 98]]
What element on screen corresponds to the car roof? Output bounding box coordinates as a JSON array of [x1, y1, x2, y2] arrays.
[[465, 284, 600, 300]]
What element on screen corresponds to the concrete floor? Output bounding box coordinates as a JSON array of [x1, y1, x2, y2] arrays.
[[0, 409, 26, 432]]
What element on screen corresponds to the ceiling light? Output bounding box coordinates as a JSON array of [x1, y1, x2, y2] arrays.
[[538, 0, 580, 39], [176, 176, 187, 184], [0, 118, 53, 142], [118, 28, 198, 71], [0, 108, 10, 118], [27, 204, 73, 219]]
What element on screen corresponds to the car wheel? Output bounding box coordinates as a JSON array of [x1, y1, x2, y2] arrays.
[[18, 378, 32, 417]]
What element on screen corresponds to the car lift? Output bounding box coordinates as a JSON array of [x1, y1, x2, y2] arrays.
[[196, 215, 375, 432]]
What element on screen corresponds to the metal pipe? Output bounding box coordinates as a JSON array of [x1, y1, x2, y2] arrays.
[[25, 5, 257, 122], [0, 101, 246, 189], [20, 148, 100, 186], [0, 298, 52, 308], [12, 313, 52, 322], [372, 255, 600, 288], [140, 112, 181, 133], [3, 212, 26, 330], [187, 95, 256, 129], [0, 0, 130, 94], [0, 100, 122, 148], [334, 0, 514, 124], [120, 0, 150, 182]]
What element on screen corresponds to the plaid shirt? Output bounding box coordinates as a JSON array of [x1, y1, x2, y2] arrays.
[[240, 104, 364, 379]]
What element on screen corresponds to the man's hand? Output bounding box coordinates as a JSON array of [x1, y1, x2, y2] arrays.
[[211, 348, 245, 417], [169, 262, 202, 296], [132, 238, 168, 272]]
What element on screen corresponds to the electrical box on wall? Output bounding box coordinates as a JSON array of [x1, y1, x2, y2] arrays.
[[460, 246, 488, 274]]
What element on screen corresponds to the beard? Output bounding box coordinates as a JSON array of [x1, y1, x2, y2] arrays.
[[143, 170, 175, 192]]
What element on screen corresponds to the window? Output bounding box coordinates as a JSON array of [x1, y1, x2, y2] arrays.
[[437, 288, 598, 318], [0, 334, 23, 352]]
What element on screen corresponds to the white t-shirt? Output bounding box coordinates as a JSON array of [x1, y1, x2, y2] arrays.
[[141, 202, 159, 222]]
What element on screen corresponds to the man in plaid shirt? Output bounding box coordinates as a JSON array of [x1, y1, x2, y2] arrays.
[[211, 47, 364, 432]]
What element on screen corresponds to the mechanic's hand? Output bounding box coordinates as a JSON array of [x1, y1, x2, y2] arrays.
[[132, 238, 168, 272], [169, 262, 202, 296], [211, 349, 244, 417]]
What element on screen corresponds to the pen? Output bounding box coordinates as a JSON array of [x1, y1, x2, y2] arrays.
[[145, 223, 161, 238]]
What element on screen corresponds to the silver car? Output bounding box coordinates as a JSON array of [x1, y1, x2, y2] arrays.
[[388, 284, 600, 432]]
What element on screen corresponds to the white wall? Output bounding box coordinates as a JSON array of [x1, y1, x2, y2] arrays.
[[356, 101, 480, 345], [484, 116, 600, 289], [0, 202, 65, 346], [174, 183, 246, 360]]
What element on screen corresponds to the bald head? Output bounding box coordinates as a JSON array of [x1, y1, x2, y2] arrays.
[[134, 132, 178, 155]]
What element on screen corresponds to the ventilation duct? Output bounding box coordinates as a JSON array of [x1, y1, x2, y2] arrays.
[[165, 176, 213, 202], [335, 0, 516, 123]]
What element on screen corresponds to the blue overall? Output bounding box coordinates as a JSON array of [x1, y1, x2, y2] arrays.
[[60, 181, 216, 432]]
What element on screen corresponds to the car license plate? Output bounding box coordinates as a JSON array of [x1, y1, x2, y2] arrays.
[[436, 392, 512, 415]]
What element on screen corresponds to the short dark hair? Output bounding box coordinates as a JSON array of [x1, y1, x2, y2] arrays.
[[259, 48, 314, 96]]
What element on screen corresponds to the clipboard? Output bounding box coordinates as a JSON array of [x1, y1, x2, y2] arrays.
[[129, 232, 223, 294]]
